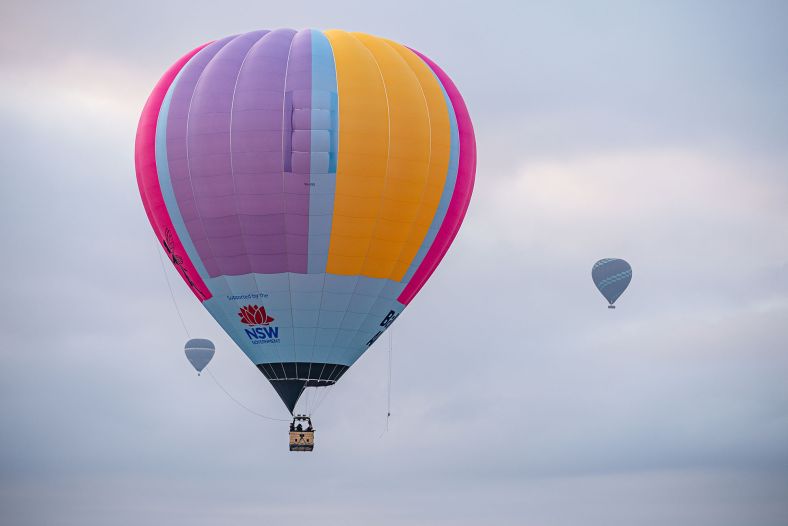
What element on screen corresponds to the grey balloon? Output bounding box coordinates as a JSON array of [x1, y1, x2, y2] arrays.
[[592, 258, 632, 308], [184, 339, 215, 374]]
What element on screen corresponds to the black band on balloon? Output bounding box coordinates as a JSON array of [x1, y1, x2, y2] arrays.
[[257, 362, 349, 387]]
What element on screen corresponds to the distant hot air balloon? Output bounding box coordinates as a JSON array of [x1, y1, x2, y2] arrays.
[[592, 258, 632, 308], [135, 29, 476, 423], [185, 338, 215, 374]]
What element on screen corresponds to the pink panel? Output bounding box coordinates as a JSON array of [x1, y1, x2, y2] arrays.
[[397, 50, 477, 305], [134, 43, 213, 301]]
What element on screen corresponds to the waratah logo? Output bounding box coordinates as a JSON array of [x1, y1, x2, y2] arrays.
[[238, 305, 275, 326]]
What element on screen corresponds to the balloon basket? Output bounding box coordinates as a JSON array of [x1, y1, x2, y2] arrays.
[[608, 305, 616, 309], [289, 415, 315, 452]]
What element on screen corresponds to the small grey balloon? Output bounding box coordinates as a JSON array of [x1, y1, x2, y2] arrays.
[[184, 339, 215, 374]]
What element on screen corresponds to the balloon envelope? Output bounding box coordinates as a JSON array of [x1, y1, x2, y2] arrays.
[[136, 29, 476, 412], [592, 258, 632, 306], [185, 338, 215, 373]]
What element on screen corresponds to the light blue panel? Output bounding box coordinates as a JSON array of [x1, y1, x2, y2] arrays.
[[289, 273, 324, 292], [309, 193, 335, 215], [340, 312, 367, 331], [315, 328, 339, 345], [309, 153, 330, 173], [311, 176, 336, 196], [360, 315, 384, 333], [321, 291, 352, 311], [241, 273, 290, 292], [295, 345, 316, 358], [324, 274, 358, 292], [206, 272, 298, 367], [220, 273, 258, 295], [344, 300, 406, 364], [334, 329, 356, 347], [198, 267, 409, 369], [380, 281, 406, 300], [311, 130, 330, 150], [307, 239, 331, 265], [291, 291, 322, 310], [310, 109, 331, 128], [370, 297, 396, 317], [203, 298, 236, 341], [311, 345, 331, 358], [269, 309, 293, 327], [317, 310, 344, 328], [347, 293, 377, 313], [293, 309, 320, 327], [294, 328, 317, 346], [311, 89, 332, 107], [307, 29, 339, 274], [354, 276, 387, 296], [350, 332, 372, 348], [253, 293, 291, 311], [204, 277, 230, 297]]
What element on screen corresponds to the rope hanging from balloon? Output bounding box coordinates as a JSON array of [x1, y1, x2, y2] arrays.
[[206, 369, 289, 422], [309, 384, 334, 417], [154, 240, 288, 423], [387, 327, 393, 424], [380, 328, 393, 438], [155, 241, 191, 339]]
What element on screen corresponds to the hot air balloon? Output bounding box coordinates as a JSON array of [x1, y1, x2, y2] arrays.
[[135, 29, 476, 434], [184, 338, 215, 374], [592, 258, 632, 308]]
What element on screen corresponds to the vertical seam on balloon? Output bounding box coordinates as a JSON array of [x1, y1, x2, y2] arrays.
[[183, 40, 230, 278], [156, 53, 236, 334], [155, 42, 238, 336], [307, 29, 330, 383], [380, 39, 435, 281], [181, 34, 271, 365], [397, 53, 459, 287], [320, 31, 393, 377], [280, 31, 300, 370], [340, 37, 434, 357], [307, 31, 339, 276], [137, 43, 214, 302], [158, 63, 210, 282], [226, 31, 287, 368], [397, 50, 476, 305]]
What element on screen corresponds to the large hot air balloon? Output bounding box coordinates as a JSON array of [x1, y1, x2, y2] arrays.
[[135, 29, 476, 417], [592, 258, 632, 308]]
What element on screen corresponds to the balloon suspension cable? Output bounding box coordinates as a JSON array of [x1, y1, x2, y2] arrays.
[[154, 240, 191, 339], [155, 240, 286, 423], [380, 328, 393, 438], [310, 384, 334, 417], [206, 369, 289, 422]]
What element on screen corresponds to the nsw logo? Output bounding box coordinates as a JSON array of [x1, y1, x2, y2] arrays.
[[238, 305, 280, 344]]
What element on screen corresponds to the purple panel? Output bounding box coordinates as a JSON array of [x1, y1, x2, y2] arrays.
[[235, 173, 281, 194], [250, 254, 289, 269], [186, 30, 270, 276], [166, 35, 237, 280], [241, 215, 286, 235], [230, 28, 304, 274], [167, 29, 316, 278], [282, 30, 313, 271]]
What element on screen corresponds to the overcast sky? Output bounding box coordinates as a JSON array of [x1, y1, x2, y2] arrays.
[[1, 1, 787, 524]]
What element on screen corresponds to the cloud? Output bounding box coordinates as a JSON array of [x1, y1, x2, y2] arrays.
[[1, 1, 788, 524]]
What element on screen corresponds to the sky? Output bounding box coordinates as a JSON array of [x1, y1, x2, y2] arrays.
[[1, 0, 787, 524]]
